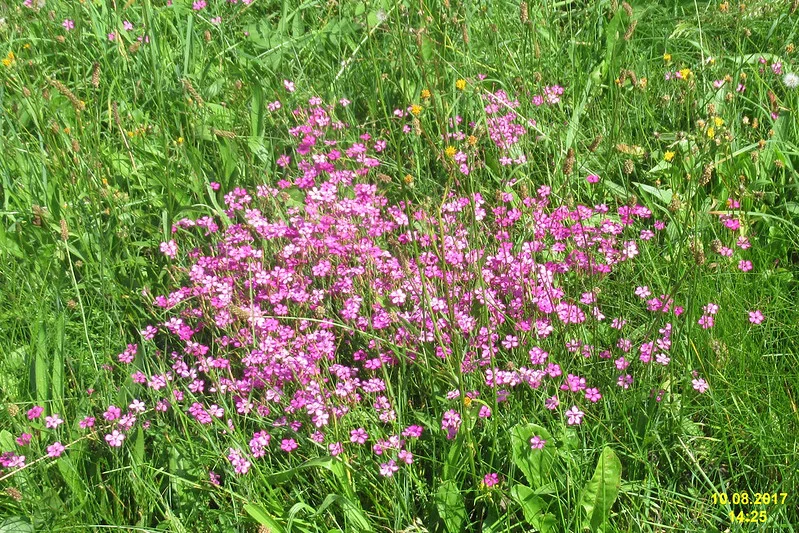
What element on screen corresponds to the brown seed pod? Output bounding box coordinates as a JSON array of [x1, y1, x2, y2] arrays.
[[563, 148, 575, 176], [623, 159, 634, 175], [91, 62, 100, 88], [700, 163, 713, 186], [623, 20, 637, 41], [621, 1, 633, 16]]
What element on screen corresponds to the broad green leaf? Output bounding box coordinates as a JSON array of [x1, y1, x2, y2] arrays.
[[315, 494, 372, 532], [0, 430, 15, 450], [51, 312, 64, 412], [510, 484, 556, 533], [0, 517, 34, 533], [133, 427, 145, 464], [634, 182, 673, 206], [443, 434, 464, 480], [33, 312, 49, 405], [510, 423, 556, 488], [57, 455, 87, 504], [244, 503, 285, 533], [436, 480, 467, 533], [579, 446, 622, 532], [265, 455, 342, 484]]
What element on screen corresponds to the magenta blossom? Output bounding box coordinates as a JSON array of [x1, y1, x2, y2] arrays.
[[565, 406, 585, 425], [749, 310, 764, 324]]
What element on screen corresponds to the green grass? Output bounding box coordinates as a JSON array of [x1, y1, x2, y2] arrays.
[[1, 0, 799, 531]]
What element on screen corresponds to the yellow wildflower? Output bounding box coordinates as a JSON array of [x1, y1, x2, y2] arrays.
[[639, 77, 648, 89], [663, 53, 672, 62], [455, 78, 467, 91], [421, 89, 431, 99], [714, 116, 724, 127], [403, 174, 414, 185], [679, 68, 691, 80], [445, 145, 456, 158], [467, 135, 478, 146], [177, 137, 184, 145], [664, 150, 676, 162], [707, 127, 715, 139], [720, 2, 729, 12], [410, 104, 422, 116], [463, 396, 472, 407], [1, 51, 15, 68]]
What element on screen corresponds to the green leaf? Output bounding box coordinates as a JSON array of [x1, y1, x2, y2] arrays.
[[510, 484, 556, 533], [265, 455, 341, 484], [0, 517, 34, 533], [420, 32, 434, 62], [436, 480, 467, 533], [634, 182, 673, 206], [315, 494, 372, 532], [579, 446, 622, 532], [0, 430, 15, 450], [51, 312, 65, 412], [443, 434, 464, 480], [133, 427, 145, 464], [510, 423, 556, 488], [32, 311, 49, 405], [57, 455, 87, 504], [244, 503, 285, 533]]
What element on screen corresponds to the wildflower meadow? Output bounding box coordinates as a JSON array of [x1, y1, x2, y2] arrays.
[[1, 0, 798, 531]]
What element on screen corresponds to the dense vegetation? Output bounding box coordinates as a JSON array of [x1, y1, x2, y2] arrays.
[[1, 0, 798, 531]]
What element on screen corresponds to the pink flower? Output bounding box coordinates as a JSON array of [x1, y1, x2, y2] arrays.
[[160, 240, 178, 259], [47, 442, 65, 458], [27, 406, 44, 420], [328, 442, 343, 456], [211, 16, 221, 25], [105, 430, 125, 447], [529, 435, 546, 449], [584, 388, 602, 403], [129, 399, 146, 413], [79, 416, 95, 429], [545, 395, 559, 410], [350, 428, 368, 444], [698, 315, 714, 329], [103, 405, 121, 421], [16, 433, 32, 446], [565, 406, 585, 425], [482, 473, 500, 487], [379, 459, 399, 477], [280, 438, 298, 453], [108, 32, 116, 41], [227, 448, 250, 475], [635, 286, 651, 298], [62, 19, 75, 31], [283, 79, 295, 92], [586, 174, 600, 183], [45, 414, 63, 429], [738, 260, 753, 272], [749, 310, 764, 324], [192, 0, 206, 10], [122, 20, 133, 31], [398, 449, 414, 464], [692, 378, 709, 393]]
